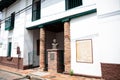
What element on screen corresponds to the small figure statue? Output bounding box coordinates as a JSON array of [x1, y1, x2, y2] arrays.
[[52, 38, 58, 49]]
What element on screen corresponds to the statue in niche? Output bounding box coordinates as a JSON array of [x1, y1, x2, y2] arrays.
[[52, 38, 58, 49]]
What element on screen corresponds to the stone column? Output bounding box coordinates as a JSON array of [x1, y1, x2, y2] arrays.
[[39, 28, 45, 70], [64, 21, 71, 73]]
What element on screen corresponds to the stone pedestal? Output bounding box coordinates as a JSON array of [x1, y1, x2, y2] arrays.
[[47, 49, 64, 73]]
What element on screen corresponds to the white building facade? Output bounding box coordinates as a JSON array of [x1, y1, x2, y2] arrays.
[[0, 0, 120, 79]]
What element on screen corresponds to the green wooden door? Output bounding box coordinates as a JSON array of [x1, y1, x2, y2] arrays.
[[8, 42, 12, 57]]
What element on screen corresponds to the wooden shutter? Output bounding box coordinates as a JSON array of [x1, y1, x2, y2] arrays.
[[5, 12, 15, 30]]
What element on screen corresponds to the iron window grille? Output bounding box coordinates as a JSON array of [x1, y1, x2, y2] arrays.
[[32, 0, 41, 21], [65, 0, 82, 10]]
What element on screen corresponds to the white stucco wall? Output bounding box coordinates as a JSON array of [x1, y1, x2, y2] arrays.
[[41, 0, 65, 18], [23, 29, 33, 65], [0, 22, 8, 57], [71, 10, 120, 76], [12, 12, 26, 58], [23, 29, 40, 66], [0, 0, 26, 58], [83, 0, 96, 6], [71, 13, 102, 76], [97, 0, 120, 15], [33, 29, 40, 66], [97, 15, 120, 64]]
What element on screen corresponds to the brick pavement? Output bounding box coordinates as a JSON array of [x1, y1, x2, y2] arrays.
[[0, 65, 103, 80]]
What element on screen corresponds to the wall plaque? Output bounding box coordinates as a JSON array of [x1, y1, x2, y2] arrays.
[[76, 39, 93, 63], [50, 53, 54, 60]]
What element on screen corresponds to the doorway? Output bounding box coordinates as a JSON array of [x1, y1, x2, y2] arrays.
[[44, 22, 64, 72], [32, 29, 40, 67]]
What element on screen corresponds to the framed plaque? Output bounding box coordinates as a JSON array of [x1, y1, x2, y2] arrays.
[[76, 39, 93, 63]]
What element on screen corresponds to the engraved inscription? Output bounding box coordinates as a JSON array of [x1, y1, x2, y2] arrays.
[[50, 53, 54, 60]]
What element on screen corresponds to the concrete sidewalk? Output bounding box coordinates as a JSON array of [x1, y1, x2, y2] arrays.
[[0, 65, 103, 80]]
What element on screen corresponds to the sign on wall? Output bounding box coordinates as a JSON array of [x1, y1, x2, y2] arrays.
[[76, 39, 93, 63]]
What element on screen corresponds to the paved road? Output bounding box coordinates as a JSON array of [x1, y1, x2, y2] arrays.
[[0, 70, 44, 80], [0, 69, 22, 80], [0, 69, 24, 80]]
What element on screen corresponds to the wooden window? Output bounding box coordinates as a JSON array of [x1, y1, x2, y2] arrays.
[[5, 17, 11, 30], [65, 0, 82, 10], [5, 12, 15, 30], [32, 0, 41, 21]]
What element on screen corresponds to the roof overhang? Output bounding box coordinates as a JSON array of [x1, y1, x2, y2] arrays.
[[0, 0, 17, 11]]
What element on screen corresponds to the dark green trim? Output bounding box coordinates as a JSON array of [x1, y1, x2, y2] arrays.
[[62, 18, 70, 22], [26, 25, 39, 30], [38, 25, 44, 28], [27, 9, 96, 30]]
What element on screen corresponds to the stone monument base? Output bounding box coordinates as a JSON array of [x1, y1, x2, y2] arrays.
[[47, 49, 64, 73]]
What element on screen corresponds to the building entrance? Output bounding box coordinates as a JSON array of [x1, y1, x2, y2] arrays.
[[44, 22, 64, 72]]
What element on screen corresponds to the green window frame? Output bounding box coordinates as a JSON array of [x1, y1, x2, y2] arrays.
[[7, 42, 12, 57], [5, 12, 15, 30], [32, 0, 41, 21], [65, 0, 82, 10]]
